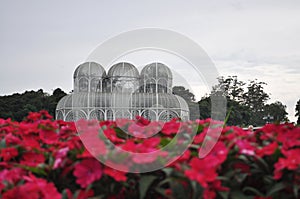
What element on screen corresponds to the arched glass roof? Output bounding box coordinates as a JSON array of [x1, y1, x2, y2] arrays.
[[73, 62, 106, 79], [108, 62, 139, 78], [141, 62, 172, 79]]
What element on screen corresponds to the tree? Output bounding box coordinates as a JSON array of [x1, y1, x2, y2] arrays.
[[52, 88, 67, 101], [242, 79, 270, 126], [198, 96, 211, 120], [205, 76, 272, 126], [211, 76, 245, 102], [264, 101, 288, 123], [47, 88, 67, 116], [198, 96, 250, 126], [296, 99, 300, 125], [172, 86, 195, 102], [243, 79, 269, 112], [0, 88, 67, 121]]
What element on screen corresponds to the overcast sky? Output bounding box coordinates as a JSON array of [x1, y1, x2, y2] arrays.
[[0, 0, 299, 122]]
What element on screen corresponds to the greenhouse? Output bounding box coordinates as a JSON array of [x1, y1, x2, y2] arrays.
[[56, 62, 190, 121]]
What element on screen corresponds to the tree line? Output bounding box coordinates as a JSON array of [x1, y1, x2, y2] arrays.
[[0, 88, 66, 121], [0, 76, 299, 126], [173, 76, 299, 127]]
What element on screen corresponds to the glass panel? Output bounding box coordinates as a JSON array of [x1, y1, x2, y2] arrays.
[[79, 78, 88, 92]]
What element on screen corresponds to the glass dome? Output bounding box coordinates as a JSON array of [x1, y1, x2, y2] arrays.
[[73, 62, 106, 93], [73, 62, 106, 79], [140, 63, 173, 94], [141, 62, 172, 79], [108, 62, 139, 78]]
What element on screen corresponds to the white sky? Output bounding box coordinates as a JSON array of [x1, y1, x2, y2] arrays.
[[0, 0, 299, 122]]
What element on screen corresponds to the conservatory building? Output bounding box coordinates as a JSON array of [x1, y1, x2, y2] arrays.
[[56, 62, 190, 122]]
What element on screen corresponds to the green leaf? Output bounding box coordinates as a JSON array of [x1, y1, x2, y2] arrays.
[[162, 168, 173, 177], [160, 138, 171, 147], [218, 191, 229, 199], [191, 181, 203, 199], [266, 182, 286, 196], [223, 106, 233, 127], [171, 179, 190, 199], [243, 186, 264, 196], [255, 156, 270, 173], [154, 187, 169, 198], [263, 175, 274, 184], [61, 189, 69, 199], [0, 139, 6, 148], [230, 190, 252, 199], [139, 175, 157, 199], [15, 164, 47, 176], [235, 173, 248, 183], [293, 184, 299, 198]]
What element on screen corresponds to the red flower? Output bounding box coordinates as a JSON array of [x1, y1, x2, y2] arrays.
[[256, 142, 278, 157], [281, 149, 300, 170], [135, 115, 151, 126], [2, 186, 37, 199], [127, 121, 163, 138], [0, 147, 18, 161], [104, 166, 127, 182], [39, 129, 58, 144], [77, 120, 107, 157], [0, 168, 24, 184], [233, 162, 250, 173], [203, 189, 216, 199], [200, 141, 228, 167], [26, 110, 52, 121], [20, 152, 45, 167], [73, 158, 103, 188], [274, 149, 300, 179], [103, 127, 124, 143], [184, 158, 218, 188], [161, 120, 181, 135], [76, 189, 95, 199], [21, 134, 41, 149], [277, 128, 300, 149], [4, 133, 21, 146], [3, 174, 61, 199], [211, 180, 229, 191]]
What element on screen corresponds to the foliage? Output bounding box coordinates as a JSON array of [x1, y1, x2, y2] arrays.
[[0, 88, 66, 121], [0, 111, 300, 198], [243, 79, 270, 126], [296, 99, 300, 125], [264, 101, 288, 123], [211, 76, 245, 102], [199, 76, 289, 127]]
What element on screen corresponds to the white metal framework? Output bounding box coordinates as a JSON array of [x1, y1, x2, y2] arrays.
[[56, 62, 190, 122]]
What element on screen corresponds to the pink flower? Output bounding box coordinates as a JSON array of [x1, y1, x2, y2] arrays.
[[236, 140, 255, 156], [53, 147, 69, 169]]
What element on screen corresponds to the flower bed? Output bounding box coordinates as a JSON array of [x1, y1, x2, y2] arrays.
[[0, 111, 299, 199]]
